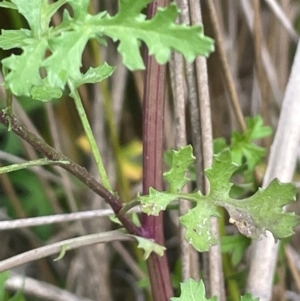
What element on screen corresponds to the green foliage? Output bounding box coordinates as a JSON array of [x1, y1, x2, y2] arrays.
[[221, 235, 251, 266], [164, 145, 195, 192], [241, 292, 260, 301], [0, 0, 214, 100], [0, 272, 27, 301], [7, 292, 27, 301], [140, 146, 300, 251], [171, 279, 217, 301], [171, 279, 260, 301], [3, 170, 54, 239], [0, 272, 10, 301], [131, 235, 166, 260], [214, 115, 272, 173]]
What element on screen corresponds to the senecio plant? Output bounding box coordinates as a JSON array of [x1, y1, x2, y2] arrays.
[[0, 0, 299, 301]]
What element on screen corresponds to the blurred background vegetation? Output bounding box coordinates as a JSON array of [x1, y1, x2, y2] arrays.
[[0, 1, 300, 301]]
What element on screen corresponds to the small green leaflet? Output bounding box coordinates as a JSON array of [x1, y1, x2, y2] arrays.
[[222, 179, 299, 240], [241, 292, 260, 301], [0, 271, 10, 301], [221, 234, 251, 266], [130, 235, 166, 260], [164, 145, 195, 192], [42, 30, 90, 89], [214, 115, 272, 171], [2, 38, 48, 96], [140, 146, 300, 252], [172, 268, 260, 301], [179, 201, 219, 252], [0, 29, 31, 50], [0, 1, 17, 9], [171, 279, 217, 301], [30, 79, 63, 102], [74, 63, 116, 88], [53, 244, 69, 261], [139, 188, 179, 215]]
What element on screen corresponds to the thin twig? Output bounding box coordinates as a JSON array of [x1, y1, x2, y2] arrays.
[[0, 207, 141, 230], [194, 1, 225, 299], [0, 230, 134, 272], [253, 0, 271, 135], [206, 0, 246, 132], [0, 111, 142, 236], [240, 0, 283, 105], [6, 273, 95, 301], [264, 0, 299, 42], [0, 151, 63, 184], [285, 245, 300, 292]]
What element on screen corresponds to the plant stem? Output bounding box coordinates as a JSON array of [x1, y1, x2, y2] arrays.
[[0, 230, 134, 272], [141, 1, 173, 300], [68, 80, 112, 191], [0, 110, 141, 236], [0, 158, 68, 174]]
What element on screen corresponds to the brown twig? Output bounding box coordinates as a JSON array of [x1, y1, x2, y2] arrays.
[[0, 110, 142, 236]]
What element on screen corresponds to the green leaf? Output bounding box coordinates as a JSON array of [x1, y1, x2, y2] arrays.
[[11, 0, 43, 34], [141, 146, 300, 251], [180, 201, 219, 252], [221, 234, 251, 266], [7, 291, 27, 301], [53, 244, 69, 261], [164, 145, 195, 192], [41, 0, 68, 31], [43, 30, 90, 88], [206, 149, 239, 199], [10, 0, 67, 35], [171, 279, 217, 301], [2, 38, 47, 95], [0, 1, 17, 9], [223, 179, 299, 240], [131, 235, 166, 260], [1, 0, 214, 95], [0, 271, 10, 301], [88, 0, 214, 70], [241, 292, 260, 301], [31, 80, 63, 101], [0, 29, 31, 49], [74, 63, 116, 87], [139, 188, 178, 215], [67, 0, 90, 21], [230, 116, 272, 169], [246, 115, 272, 140]]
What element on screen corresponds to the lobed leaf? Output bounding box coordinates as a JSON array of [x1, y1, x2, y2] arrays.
[[131, 235, 166, 260], [31, 79, 63, 101], [43, 30, 90, 88], [206, 149, 238, 199], [221, 234, 251, 266], [180, 201, 219, 252], [163, 145, 195, 192], [241, 292, 260, 301], [0, 1, 17, 9], [87, 0, 214, 70], [74, 63, 116, 87], [2, 39, 47, 95], [0, 29, 31, 50], [11, 0, 43, 34], [139, 188, 178, 215], [171, 279, 217, 301], [223, 179, 299, 240], [141, 146, 300, 250]]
